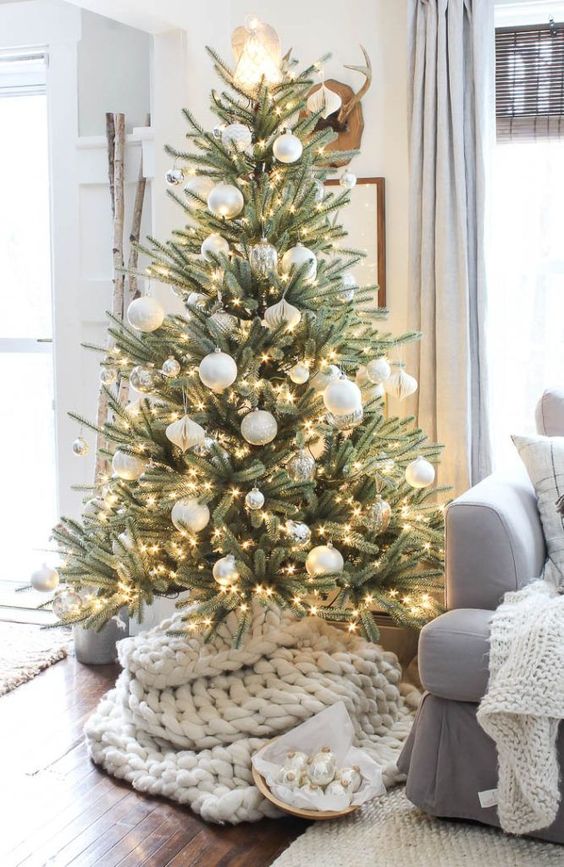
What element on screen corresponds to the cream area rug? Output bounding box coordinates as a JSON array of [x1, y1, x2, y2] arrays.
[[273, 787, 564, 867], [0, 622, 69, 696]]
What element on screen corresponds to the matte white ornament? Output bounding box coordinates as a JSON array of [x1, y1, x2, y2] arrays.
[[184, 175, 215, 206], [285, 520, 311, 545], [207, 183, 244, 219], [165, 415, 206, 452], [405, 456, 436, 489], [210, 308, 238, 335], [52, 589, 82, 618], [112, 450, 147, 481], [127, 297, 165, 333], [171, 498, 210, 532], [72, 436, 89, 457], [222, 122, 253, 152], [340, 169, 357, 189], [264, 298, 301, 331], [241, 409, 278, 445], [366, 357, 391, 384], [273, 131, 303, 164], [245, 487, 265, 510], [31, 563, 59, 593], [288, 362, 310, 384], [165, 167, 184, 185], [281, 243, 317, 279], [198, 349, 237, 392], [306, 543, 344, 576], [201, 233, 229, 260], [339, 272, 357, 302], [161, 356, 181, 377], [212, 554, 239, 587], [306, 84, 342, 119], [323, 378, 363, 417], [311, 364, 341, 392], [384, 367, 418, 400]]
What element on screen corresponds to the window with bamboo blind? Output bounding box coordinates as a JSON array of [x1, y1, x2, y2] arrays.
[[496, 21, 564, 141]]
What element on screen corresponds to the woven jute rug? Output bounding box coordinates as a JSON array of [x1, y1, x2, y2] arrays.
[[0, 622, 69, 696], [273, 787, 564, 866]]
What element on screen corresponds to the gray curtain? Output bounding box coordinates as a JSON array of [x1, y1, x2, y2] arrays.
[[407, 0, 494, 494]]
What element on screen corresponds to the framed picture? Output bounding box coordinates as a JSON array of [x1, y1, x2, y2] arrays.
[[325, 177, 386, 307]]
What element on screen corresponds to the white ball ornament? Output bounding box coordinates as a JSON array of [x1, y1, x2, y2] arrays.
[[281, 243, 317, 279], [367, 357, 391, 384], [264, 298, 301, 331], [222, 122, 253, 152], [273, 131, 303, 164], [165, 415, 206, 452], [241, 409, 278, 445], [127, 297, 165, 333], [207, 183, 244, 219], [340, 169, 357, 189], [323, 377, 363, 417], [405, 456, 436, 489], [384, 367, 418, 400], [171, 498, 210, 532], [245, 487, 265, 510], [311, 364, 341, 392], [288, 362, 310, 384], [201, 233, 229, 260], [184, 174, 215, 206], [112, 449, 147, 481], [198, 349, 237, 392], [306, 543, 344, 576], [31, 563, 59, 593], [212, 554, 239, 588]]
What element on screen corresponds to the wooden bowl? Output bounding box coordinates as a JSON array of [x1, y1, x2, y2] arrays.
[[251, 763, 359, 821]]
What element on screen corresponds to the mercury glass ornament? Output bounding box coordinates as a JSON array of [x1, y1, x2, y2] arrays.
[[327, 406, 364, 431], [339, 766, 362, 792], [369, 497, 392, 533], [187, 291, 207, 309], [287, 449, 316, 482], [249, 237, 278, 279], [339, 169, 357, 189], [192, 436, 217, 457], [307, 747, 336, 786], [165, 167, 185, 186], [245, 487, 265, 510], [100, 367, 118, 386], [72, 436, 89, 457], [52, 589, 82, 619], [284, 751, 308, 773], [161, 356, 181, 377], [129, 365, 159, 394], [285, 520, 311, 545], [212, 554, 239, 588], [277, 767, 300, 789], [210, 308, 238, 335]]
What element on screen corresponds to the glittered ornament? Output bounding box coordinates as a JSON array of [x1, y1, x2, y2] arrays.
[[339, 272, 357, 302], [52, 588, 82, 618], [127, 296, 165, 333], [249, 237, 278, 279], [264, 298, 301, 331], [369, 497, 392, 533], [285, 520, 311, 545], [192, 436, 228, 460], [222, 122, 253, 152], [184, 174, 215, 206], [311, 364, 341, 392], [281, 243, 317, 279], [31, 563, 59, 592], [245, 487, 265, 510], [288, 362, 310, 384], [340, 169, 357, 189], [100, 367, 118, 386], [165, 415, 206, 452], [199, 349, 237, 392], [212, 554, 239, 587], [307, 747, 337, 786], [366, 357, 391, 384], [273, 131, 303, 163], [72, 436, 89, 457], [165, 167, 184, 186], [201, 233, 229, 260], [171, 498, 210, 532], [323, 377, 362, 417], [207, 183, 244, 219], [112, 449, 147, 481], [306, 543, 344, 576], [241, 409, 278, 445], [161, 356, 181, 377], [339, 766, 362, 792], [327, 406, 364, 430], [210, 308, 238, 335], [287, 449, 316, 482], [405, 456, 435, 489]]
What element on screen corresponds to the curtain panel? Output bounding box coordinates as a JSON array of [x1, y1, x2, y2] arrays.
[[407, 0, 494, 494]]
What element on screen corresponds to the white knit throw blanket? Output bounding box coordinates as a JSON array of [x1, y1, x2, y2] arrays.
[[477, 580, 564, 835], [85, 604, 416, 824]]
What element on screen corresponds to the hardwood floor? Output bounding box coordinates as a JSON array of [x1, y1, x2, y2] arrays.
[[0, 650, 308, 866]]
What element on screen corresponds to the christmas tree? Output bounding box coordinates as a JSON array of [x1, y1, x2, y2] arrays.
[[47, 20, 445, 642]]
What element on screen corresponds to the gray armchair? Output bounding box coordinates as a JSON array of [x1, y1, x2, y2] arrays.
[[398, 389, 564, 844]]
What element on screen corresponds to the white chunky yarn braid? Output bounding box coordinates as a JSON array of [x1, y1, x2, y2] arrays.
[[85, 604, 416, 824], [478, 580, 564, 835]]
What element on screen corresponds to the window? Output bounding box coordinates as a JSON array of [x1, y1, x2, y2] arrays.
[[489, 14, 564, 467], [0, 54, 57, 586]]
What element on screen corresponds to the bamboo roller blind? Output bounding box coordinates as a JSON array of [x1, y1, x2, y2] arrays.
[[496, 22, 564, 142]]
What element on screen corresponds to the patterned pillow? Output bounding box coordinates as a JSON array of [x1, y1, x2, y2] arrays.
[[512, 435, 564, 586]]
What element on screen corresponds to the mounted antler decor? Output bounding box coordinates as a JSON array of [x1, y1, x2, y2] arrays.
[[305, 46, 372, 167]]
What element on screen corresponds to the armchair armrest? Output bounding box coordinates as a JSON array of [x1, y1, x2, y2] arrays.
[[445, 465, 546, 611]]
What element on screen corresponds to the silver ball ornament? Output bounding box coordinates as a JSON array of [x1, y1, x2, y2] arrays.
[[100, 367, 118, 386], [313, 178, 325, 203], [210, 308, 238, 335], [31, 563, 59, 593], [369, 497, 392, 533], [187, 291, 207, 309], [249, 237, 278, 279], [245, 487, 265, 510], [339, 272, 357, 302], [52, 588, 82, 618], [112, 449, 147, 481], [288, 362, 310, 384], [161, 356, 181, 377], [339, 169, 357, 189], [241, 409, 278, 445], [72, 436, 89, 457], [287, 449, 316, 482], [285, 520, 311, 545], [165, 167, 184, 185], [273, 131, 303, 164]]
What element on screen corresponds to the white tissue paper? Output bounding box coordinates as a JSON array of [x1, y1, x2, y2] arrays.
[[252, 700, 386, 812]]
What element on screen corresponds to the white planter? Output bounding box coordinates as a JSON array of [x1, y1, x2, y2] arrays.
[[74, 613, 128, 665]]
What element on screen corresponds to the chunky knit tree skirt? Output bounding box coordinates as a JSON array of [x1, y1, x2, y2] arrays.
[[85, 605, 417, 824]]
